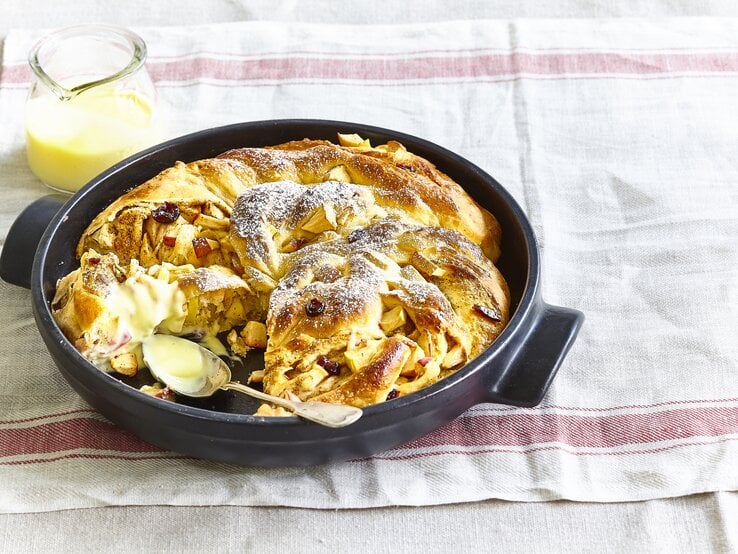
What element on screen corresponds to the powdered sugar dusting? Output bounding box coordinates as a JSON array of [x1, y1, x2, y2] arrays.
[[271, 250, 386, 334], [231, 180, 374, 239], [231, 181, 302, 237], [182, 267, 246, 292], [230, 180, 378, 273], [228, 177, 478, 342], [289, 181, 371, 226], [268, 216, 455, 336], [231, 181, 303, 260]]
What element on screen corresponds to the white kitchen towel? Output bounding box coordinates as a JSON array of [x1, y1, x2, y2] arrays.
[[0, 18, 737, 513]]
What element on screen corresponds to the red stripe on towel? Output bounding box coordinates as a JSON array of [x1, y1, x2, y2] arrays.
[[2, 404, 737, 462], [0, 417, 163, 457], [3, 51, 737, 86]]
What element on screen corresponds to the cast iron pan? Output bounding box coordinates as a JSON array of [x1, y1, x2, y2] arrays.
[[0, 120, 584, 466]]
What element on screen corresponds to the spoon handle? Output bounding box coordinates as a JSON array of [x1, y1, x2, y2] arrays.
[[221, 382, 363, 428]]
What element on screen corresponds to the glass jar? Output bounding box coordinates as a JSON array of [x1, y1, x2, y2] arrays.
[[25, 25, 159, 193]]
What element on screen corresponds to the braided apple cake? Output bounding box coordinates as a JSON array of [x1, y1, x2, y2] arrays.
[[51, 134, 510, 413]]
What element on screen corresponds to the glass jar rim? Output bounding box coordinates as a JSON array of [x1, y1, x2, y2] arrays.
[[28, 24, 147, 101]]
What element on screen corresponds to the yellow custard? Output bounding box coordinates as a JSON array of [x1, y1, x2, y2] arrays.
[[143, 335, 205, 380], [142, 335, 210, 396], [25, 88, 158, 192], [108, 273, 186, 348]]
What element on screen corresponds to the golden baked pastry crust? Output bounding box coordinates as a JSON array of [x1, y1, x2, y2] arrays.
[[54, 135, 510, 411], [219, 138, 501, 261]]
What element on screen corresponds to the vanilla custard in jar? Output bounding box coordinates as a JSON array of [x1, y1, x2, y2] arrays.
[[25, 25, 159, 193]]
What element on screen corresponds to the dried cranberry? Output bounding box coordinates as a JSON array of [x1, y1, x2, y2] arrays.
[[287, 238, 307, 251], [154, 387, 175, 401], [162, 236, 176, 247], [316, 355, 340, 375], [386, 389, 399, 400], [473, 304, 502, 322], [305, 298, 326, 316], [192, 237, 212, 258], [151, 202, 180, 224], [87, 257, 101, 265], [347, 228, 367, 243], [418, 356, 432, 367]]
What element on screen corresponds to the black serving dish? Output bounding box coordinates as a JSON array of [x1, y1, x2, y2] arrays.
[[0, 120, 583, 466]]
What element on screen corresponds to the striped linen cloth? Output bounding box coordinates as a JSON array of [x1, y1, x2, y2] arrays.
[[0, 18, 737, 512]]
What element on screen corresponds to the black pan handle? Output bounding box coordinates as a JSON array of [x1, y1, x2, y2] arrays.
[[0, 194, 68, 289], [486, 301, 584, 407]]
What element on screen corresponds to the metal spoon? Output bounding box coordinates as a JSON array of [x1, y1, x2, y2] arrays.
[[141, 334, 362, 428]]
